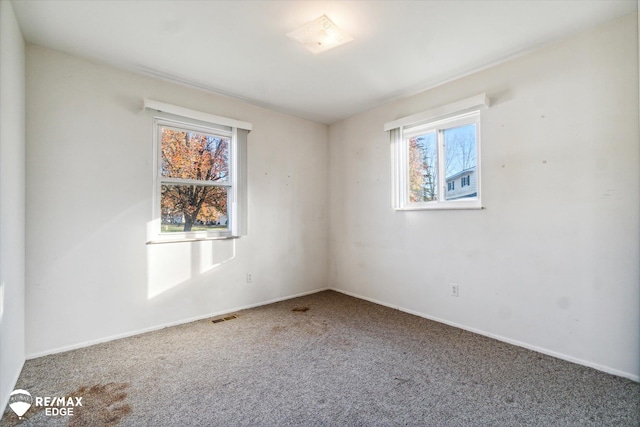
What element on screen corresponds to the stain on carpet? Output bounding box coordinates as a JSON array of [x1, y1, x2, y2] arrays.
[[291, 307, 310, 312], [66, 383, 131, 427], [269, 319, 328, 337], [294, 320, 328, 336], [324, 334, 354, 349]]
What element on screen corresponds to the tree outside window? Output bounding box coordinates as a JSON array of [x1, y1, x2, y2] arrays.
[[159, 125, 231, 233], [408, 122, 477, 203]]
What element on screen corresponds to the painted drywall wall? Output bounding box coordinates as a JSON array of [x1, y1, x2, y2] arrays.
[[329, 14, 639, 380], [25, 45, 329, 356], [0, 0, 26, 411]]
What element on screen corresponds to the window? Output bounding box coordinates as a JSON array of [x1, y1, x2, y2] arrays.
[[144, 100, 251, 242], [386, 94, 487, 210], [157, 119, 231, 234]]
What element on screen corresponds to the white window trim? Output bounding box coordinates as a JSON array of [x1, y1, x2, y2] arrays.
[[144, 98, 252, 131], [386, 94, 489, 211], [144, 102, 250, 243], [384, 93, 488, 131]]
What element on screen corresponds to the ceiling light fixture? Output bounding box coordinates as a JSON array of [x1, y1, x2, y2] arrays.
[[287, 14, 353, 54]]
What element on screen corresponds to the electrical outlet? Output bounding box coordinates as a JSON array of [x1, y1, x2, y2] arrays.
[[247, 273, 253, 283], [451, 284, 459, 297]]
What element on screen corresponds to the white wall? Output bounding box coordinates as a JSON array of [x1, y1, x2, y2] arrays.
[[25, 45, 329, 356], [329, 14, 640, 380], [0, 0, 26, 411]]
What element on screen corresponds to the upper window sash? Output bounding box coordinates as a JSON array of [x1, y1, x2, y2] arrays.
[[157, 119, 232, 185]]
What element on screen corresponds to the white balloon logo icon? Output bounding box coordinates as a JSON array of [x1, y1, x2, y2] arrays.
[[9, 389, 32, 418]]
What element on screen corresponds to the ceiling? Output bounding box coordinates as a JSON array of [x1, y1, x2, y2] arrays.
[[11, 0, 637, 124]]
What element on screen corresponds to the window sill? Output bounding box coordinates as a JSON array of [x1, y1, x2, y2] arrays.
[[146, 235, 239, 245], [395, 203, 484, 211]]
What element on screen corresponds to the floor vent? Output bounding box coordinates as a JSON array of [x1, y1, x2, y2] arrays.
[[211, 315, 238, 324]]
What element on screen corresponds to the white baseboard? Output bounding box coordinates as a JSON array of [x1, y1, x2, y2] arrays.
[[25, 285, 639, 383], [330, 287, 640, 383], [26, 287, 329, 360]]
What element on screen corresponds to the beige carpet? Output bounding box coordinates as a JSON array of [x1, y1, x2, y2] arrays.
[[2, 290, 639, 426]]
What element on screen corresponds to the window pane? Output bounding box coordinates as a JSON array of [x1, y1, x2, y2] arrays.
[[408, 132, 438, 202], [161, 185, 228, 232], [161, 126, 229, 182], [444, 124, 477, 201]]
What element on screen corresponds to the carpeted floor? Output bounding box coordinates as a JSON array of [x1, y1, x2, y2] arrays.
[[2, 290, 639, 426]]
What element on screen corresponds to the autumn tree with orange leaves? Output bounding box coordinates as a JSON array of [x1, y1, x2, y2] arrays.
[[408, 136, 437, 202], [161, 127, 229, 232]]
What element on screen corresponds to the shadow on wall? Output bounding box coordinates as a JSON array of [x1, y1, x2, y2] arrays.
[[145, 237, 236, 299]]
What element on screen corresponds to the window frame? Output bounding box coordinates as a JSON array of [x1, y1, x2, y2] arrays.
[[153, 115, 237, 240], [144, 106, 250, 244], [386, 94, 488, 211]]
